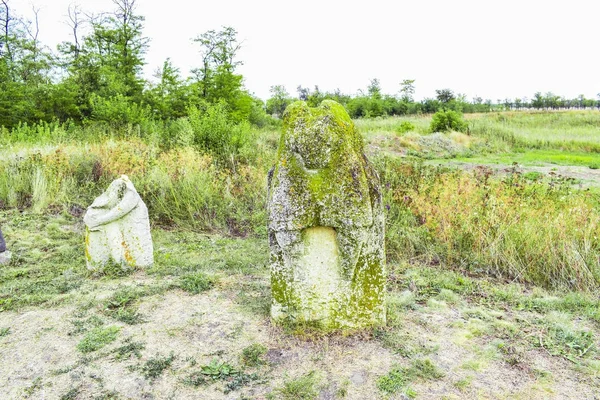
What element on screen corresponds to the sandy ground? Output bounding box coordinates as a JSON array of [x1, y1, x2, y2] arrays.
[[1, 278, 598, 399]]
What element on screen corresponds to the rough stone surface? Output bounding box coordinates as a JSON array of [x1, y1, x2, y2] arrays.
[[267, 100, 386, 329], [83, 175, 153, 271]]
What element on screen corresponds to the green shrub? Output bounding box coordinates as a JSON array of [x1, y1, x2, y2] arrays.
[[187, 101, 254, 164], [396, 121, 416, 134], [430, 109, 467, 132]]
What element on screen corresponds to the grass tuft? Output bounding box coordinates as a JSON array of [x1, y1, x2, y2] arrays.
[[77, 326, 120, 353]]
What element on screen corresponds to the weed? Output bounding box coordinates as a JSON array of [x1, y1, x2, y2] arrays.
[[271, 371, 320, 400], [336, 379, 349, 398], [69, 315, 104, 335], [200, 358, 238, 379], [102, 286, 148, 324], [113, 338, 145, 360], [183, 358, 259, 393], [60, 387, 79, 400], [179, 271, 216, 294], [23, 377, 43, 397], [0, 327, 10, 336], [182, 371, 208, 387], [94, 391, 121, 400], [141, 352, 176, 380], [534, 320, 595, 360], [224, 373, 260, 394], [378, 358, 444, 395], [241, 343, 268, 367], [77, 326, 120, 353], [453, 376, 473, 392]]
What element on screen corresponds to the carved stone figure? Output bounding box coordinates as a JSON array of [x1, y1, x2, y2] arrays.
[[84, 175, 153, 271], [267, 100, 386, 329]]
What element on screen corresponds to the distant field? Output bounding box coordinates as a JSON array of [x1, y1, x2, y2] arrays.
[[453, 149, 600, 168], [468, 111, 600, 151], [355, 110, 600, 160]]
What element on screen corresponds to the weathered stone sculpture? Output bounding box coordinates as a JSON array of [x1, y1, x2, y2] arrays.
[[267, 100, 386, 329], [0, 227, 10, 265], [84, 175, 153, 271]]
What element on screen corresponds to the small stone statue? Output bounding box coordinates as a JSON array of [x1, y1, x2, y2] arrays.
[[84, 175, 153, 271], [0, 226, 11, 265], [267, 100, 386, 329]]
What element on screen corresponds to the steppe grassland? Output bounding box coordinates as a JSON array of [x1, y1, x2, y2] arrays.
[[1, 110, 600, 399]]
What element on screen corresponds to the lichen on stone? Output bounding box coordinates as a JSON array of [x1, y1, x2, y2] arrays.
[[267, 100, 386, 330]]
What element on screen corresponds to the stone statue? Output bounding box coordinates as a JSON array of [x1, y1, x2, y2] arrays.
[[0, 226, 10, 265], [0, 227, 5, 253], [84, 175, 153, 271], [267, 100, 386, 329]]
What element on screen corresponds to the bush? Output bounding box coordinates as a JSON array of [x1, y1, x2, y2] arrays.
[[430, 110, 467, 133], [396, 121, 416, 134], [187, 102, 254, 164]]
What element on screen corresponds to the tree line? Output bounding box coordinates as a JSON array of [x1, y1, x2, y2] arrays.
[[0, 0, 267, 130], [1, 0, 598, 131], [267, 80, 600, 119]]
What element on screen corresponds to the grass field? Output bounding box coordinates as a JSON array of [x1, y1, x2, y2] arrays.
[[1, 110, 600, 398]]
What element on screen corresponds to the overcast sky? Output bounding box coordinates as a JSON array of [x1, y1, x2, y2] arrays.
[[10, 0, 600, 101]]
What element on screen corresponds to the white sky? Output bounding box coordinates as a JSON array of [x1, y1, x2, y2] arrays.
[[10, 0, 600, 101]]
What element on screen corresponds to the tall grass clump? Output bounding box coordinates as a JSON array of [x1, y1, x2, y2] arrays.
[[379, 157, 600, 290], [0, 137, 270, 236]]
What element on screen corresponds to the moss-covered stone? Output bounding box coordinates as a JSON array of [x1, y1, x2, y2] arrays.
[[267, 100, 386, 330]]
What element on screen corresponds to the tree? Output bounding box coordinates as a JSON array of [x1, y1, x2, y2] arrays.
[[531, 92, 544, 109], [0, 1, 55, 127], [367, 78, 382, 99], [435, 88, 455, 104], [190, 26, 252, 121], [146, 58, 187, 119], [297, 85, 309, 101], [266, 85, 291, 117], [399, 79, 415, 102], [55, 0, 149, 122]]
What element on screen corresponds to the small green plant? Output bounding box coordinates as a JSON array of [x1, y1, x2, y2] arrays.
[[453, 376, 473, 392], [113, 338, 146, 360], [377, 358, 444, 395], [183, 358, 259, 393], [534, 321, 595, 360], [77, 326, 120, 353], [182, 371, 208, 387], [271, 371, 320, 400], [59, 387, 79, 400], [241, 343, 268, 367], [200, 358, 238, 379], [141, 352, 176, 380], [179, 271, 216, 294], [430, 109, 467, 132], [0, 327, 10, 337], [103, 286, 145, 324]]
